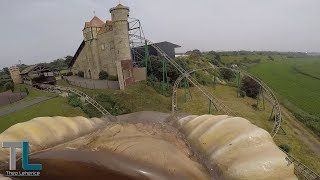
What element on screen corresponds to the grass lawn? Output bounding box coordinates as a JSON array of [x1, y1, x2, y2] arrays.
[[0, 96, 86, 133], [176, 84, 320, 174], [57, 80, 172, 113], [177, 85, 274, 131], [0, 84, 56, 110]]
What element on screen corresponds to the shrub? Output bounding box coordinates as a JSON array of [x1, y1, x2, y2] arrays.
[[99, 71, 109, 80], [219, 68, 236, 81], [279, 144, 290, 153], [81, 104, 102, 118], [24, 87, 29, 95], [77, 71, 84, 78], [239, 90, 246, 97], [194, 71, 212, 86], [95, 94, 130, 116], [147, 75, 172, 97], [240, 76, 260, 98], [67, 94, 82, 107]]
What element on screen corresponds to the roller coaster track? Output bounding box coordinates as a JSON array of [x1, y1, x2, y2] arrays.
[[171, 67, 236, 115], [240, 70, 282, 136], [39, 84, 112, 117], [132, 33, 281, 135], [171, 66, 282, 137], [130, 35, 235, 116], [283, 150, 320, 180]]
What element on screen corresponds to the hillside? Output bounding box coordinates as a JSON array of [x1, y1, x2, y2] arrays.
[[175, 84, 320, 173]]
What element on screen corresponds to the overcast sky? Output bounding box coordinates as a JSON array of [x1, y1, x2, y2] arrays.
[[0, 0, 319, 69]]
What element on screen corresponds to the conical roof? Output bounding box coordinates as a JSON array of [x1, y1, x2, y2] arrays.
[[84, 16, 105, 28]]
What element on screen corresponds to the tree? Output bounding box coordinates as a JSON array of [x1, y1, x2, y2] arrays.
[[186, 49, 201, 57], [4, 82, 14, 92], [47, 55, 73, 70], [18, 64, 28, 72], [240, 76, 260, 98], [3, 67, 9, 75], [147, 56, 187, 84], [208, 51, 222, 66], [65, 56, 73, 66], [49, 58, 66, 70]]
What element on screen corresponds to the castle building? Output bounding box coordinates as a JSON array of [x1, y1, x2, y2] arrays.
[[69, 4, 135, 90]]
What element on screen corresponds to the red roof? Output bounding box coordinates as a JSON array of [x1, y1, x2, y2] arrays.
[[84, 16, 105, 28]]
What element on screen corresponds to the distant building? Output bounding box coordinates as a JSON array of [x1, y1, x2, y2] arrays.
[[132, 41, 180, 62], [175, 53, 189, 58], [20, 64, 56, 87]]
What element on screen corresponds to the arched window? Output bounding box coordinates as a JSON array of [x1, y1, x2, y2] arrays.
[[88, 69, 92, 79]]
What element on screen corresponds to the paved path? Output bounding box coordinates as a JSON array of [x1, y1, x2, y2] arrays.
[[0, 97, 54, 117]]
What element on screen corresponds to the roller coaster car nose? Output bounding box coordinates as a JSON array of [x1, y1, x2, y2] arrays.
[[0, 112, 297, 180]]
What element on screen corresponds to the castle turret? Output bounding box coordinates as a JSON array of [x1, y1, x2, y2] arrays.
[[9, 66, 22, 84], [110, 4, 131, 62], [83, 16, 105, 41], [110, 4, 134, 89]]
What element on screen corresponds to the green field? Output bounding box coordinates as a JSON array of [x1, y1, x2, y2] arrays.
[[248, 57, 320, 136], [0, 85, 86, 133]]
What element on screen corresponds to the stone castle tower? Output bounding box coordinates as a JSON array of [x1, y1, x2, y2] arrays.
[[70, 4, 135, 89], [110, 5, 133, 90], [9, 66, 22, 84]]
